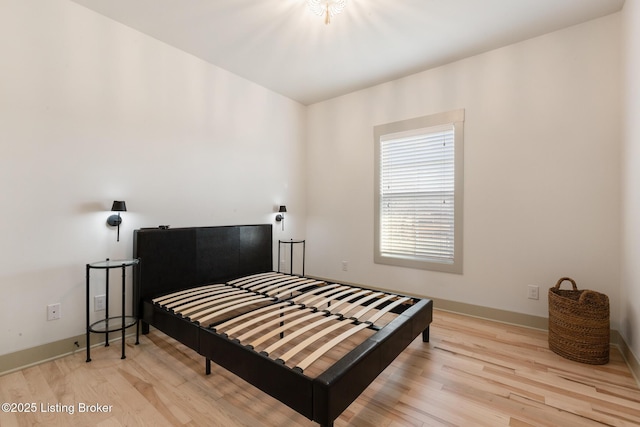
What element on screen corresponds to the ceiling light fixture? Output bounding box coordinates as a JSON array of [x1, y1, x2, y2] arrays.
[[308, 0, 347, 25]]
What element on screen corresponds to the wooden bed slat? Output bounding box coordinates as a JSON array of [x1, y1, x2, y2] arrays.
[[350, 293, 398, 320], [334, 291, 385, 317], [176, 289, 247, 317], [292, 284, 349, 307], [278, 318, 358, 364], [227, 271, 279, 285], [248, 310, 326, 348], [314, 288, 368, 312], [165, 287, 244, 310], [263, 314, 341, 356], [222, 304, 303, 338], [295, 322, 371, 371], [152, 284, 226, 305], [239, 308, 316, 344], [257, 278, 320, 296], [230, 272, 284, 288], [241, 276, 302, 292], [273, 280, 325, 299], [296, 287, 362, 311], [366, 297, 411, 324], [190, 294, 270, 323], [212, 301, 291, 332], [196, 295, 277, 327]]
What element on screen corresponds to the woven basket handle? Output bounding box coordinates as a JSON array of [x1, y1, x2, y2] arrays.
[[554, 277, 577, 291]]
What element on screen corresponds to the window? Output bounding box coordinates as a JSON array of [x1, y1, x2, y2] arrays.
[[374, 109, 464, 273]]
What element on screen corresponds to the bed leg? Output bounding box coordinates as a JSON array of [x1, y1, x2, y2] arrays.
[[141, 321, 150, 335], [422, 326, 430, 342], [205, 358, 211, 375]]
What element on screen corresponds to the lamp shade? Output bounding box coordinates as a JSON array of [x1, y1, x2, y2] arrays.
[[278, 205, 287, 213], [111, 201, 127, 212]]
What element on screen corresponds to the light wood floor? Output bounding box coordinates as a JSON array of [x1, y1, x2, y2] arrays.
[[1, 310, 639, 426]]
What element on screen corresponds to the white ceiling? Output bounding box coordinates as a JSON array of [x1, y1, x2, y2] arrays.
[[71, 0, 624, 105]]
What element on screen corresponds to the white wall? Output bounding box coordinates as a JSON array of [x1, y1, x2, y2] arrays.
[[306, 15, 621, 326], [0, 0, 629, 360], [621, 0, 640, 362], [0, 0, 307, 356]]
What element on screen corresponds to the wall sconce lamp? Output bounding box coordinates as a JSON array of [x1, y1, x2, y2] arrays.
[[107, 200, 127, 242], [275, 205, 287, 230]]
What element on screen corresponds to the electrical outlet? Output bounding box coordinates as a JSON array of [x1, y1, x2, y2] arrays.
[[47, 303, 61, 321], [94, 295, 106, 311], [527, 285, 539, 300], [342, 261, 348, 271]]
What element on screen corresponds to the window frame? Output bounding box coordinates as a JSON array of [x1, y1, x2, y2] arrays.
[[374, 109, 464, 274]]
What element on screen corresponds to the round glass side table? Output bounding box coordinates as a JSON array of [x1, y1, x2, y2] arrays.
[[85, 258, 140, 362]]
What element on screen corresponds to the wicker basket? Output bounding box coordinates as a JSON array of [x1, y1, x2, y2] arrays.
[[548, 277, 609, 364]]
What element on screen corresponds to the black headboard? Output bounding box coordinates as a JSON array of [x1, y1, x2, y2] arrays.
[[133, 224, 273, 313]]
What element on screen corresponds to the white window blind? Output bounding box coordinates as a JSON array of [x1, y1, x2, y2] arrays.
[[380, 125, 455, 264], [374, 109, 464, 274]]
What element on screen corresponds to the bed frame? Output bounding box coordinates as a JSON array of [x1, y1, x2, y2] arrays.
[[133, 224, 433, 427]]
